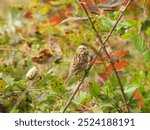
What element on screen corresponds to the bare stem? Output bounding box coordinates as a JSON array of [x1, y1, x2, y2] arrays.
[[0, 48, 18, 51]]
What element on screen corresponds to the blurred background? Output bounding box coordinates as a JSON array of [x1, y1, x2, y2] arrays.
[[0, 0, 30, 18]]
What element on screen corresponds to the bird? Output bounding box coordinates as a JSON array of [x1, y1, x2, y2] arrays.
[[65, 45, 89, 84]]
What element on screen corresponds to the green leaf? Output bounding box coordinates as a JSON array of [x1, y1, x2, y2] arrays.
[[79, 93, 91, 105], [141, 18, 150, 31], [124, 84, 140, 93], [89, 82, 101, 97], [129, 108, 140, 113], [125, 19, 138, 27], [146, 28, 150, 37], [35, 74, 66, 93], [144, 88, 150, 98], [0, 34, 9, 45], [147, 72, 150, 84], [132, 34, 147, 52], [4, 80, 26, 92], [47, 95, 57, 104], [101, 102, 116, 113], [141, 98, 150, 113], [121, 33, 133, 39], [50, 75, 66, 93], [35, 75, 52, 88], [143, 50, 150, 62], [101, 103, 114, 108], [101, 19, 113, 31], [124, 84, 140, 100]]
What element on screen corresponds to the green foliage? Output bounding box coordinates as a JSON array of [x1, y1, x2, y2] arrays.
[[141, 18, 150, 31], [89, 82, 101, 97], [34, 74, 66, 93], [124, 84, 140, 100], [0, 34, 9, 45], [0, 0, 150, 113], [132, 34, 147, 52], [143, 50, 150, 62]]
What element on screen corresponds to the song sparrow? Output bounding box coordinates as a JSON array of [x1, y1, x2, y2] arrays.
[[65, 45, 89, 84]]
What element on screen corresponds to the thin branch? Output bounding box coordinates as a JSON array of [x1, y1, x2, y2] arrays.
[[80, 1, 130, 112], [113, 102, 124, 113], [62, 0, 132, 113], [0, 48, 19, 51], [62, 77, 85, 112]]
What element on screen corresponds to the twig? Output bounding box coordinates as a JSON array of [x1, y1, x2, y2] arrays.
[[81, 0, 131, 112], [113, 103, 123, 113], [0, 48, 19, 51], [62, 76, 86, 112], [62, 0, 132, 113]]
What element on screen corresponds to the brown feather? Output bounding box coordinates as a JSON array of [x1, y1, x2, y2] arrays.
[[65, 45, 89, 84]]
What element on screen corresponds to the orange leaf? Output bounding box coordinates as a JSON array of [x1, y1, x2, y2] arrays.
[[81, 0, 94, 4], [103, 50, 129, 61], [106, 60, 128, 73], [133, 89, 143, 110], [115, 60, 128, 70], [24, 11, 32, 19], [49, 15, 61, 26], [97, 72, 108, 85], [93, 59, 101, 66], [115, 50, 129, 58], [106, 65, 113, 73], [98, 72, 108, 80]]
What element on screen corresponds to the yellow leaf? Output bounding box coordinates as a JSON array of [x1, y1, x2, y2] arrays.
[[0, 78, 7, 90], [29, 0, 38, 8], [39, 4, 51, 15]]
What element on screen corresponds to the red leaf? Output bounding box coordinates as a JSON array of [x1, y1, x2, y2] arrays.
[[106, 60, 128, 73], [133, 89, 143, 110]]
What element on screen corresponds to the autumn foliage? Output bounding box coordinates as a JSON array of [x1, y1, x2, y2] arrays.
[[0, 0, 150, 113]]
